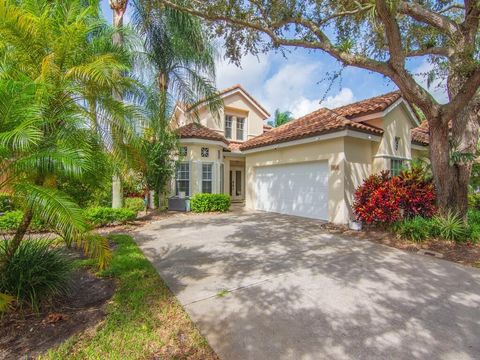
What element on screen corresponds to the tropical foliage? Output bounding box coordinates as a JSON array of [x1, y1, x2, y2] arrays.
[[132, 0, 221, 206], [269, 109, 294, 127], [354, 167, 436, 225], [0, 0, 146, 308], [0, 240, 72, 311]]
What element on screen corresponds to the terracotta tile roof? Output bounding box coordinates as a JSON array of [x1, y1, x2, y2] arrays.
[[177, 84, 270, 118], [333, 91, 402, 119], [411, 121, 429, 145], [227, 141, 243, 152], [240, 108, 383, 151], [176, 123, 228, 144], [263, 124, 273, 132]]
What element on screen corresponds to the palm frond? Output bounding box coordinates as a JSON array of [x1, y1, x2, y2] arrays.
[[0, 292, 14, 313], [75, 233, 111, 270], [14, 183, 89, 240]]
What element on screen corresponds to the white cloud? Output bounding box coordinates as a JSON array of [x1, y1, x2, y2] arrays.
[[214, 48, 356, 120], [215, 53, 269, 93], [285, 88, 355, 118], [413, 60, 448, 104], [320, 88, 355, 109]]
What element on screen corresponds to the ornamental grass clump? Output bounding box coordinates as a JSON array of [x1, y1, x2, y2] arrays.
[[0, 240, 72, 311], [393, 217, 433, 242]]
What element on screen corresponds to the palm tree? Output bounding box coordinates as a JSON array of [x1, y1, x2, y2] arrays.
[[109, 0, 131, 208], [0, 0, 140, 267], [131, 0, 222, 206], [269, 109, 294, 127]]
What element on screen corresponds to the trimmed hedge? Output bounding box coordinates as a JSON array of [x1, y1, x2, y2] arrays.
[[83, 207, 137, 227], [0, 211, 45, 232], [125, 197, 145, 212], [190, 194, 231, 213]]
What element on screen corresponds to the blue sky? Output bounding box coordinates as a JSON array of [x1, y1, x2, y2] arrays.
[[100, 1, 446, 119]]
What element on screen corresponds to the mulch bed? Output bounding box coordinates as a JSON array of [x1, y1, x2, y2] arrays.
[[0, 266, 116, 360], [323, 223, 480, 268]]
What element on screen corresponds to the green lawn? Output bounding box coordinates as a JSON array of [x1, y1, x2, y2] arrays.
[[42, 234, 217, 360]]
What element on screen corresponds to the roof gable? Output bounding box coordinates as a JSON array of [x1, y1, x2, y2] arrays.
[[174, 84, 270, 120], [333, 91, 419, 127]]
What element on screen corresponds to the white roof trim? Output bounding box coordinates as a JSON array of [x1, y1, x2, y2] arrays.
[[349, 98, 420, 127], [241, 129, 382, 154], [179, 138, 228, 149]]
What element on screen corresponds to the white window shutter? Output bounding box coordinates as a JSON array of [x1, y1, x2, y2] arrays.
[[196, 161, 202, 194], [212, 162, 218, 194]]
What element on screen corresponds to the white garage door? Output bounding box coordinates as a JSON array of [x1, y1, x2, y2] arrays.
[[254, 161, 329, 220]]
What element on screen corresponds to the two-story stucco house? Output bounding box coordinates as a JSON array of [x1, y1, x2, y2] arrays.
[[171, 84, 429, 224]]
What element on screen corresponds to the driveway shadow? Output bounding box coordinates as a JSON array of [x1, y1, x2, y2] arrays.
[[133, 211, 480, 359]]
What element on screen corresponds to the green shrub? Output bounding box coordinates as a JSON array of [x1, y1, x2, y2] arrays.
[[0, 211, 45, 232], [394, 216, 432, 242], [190, 194, 231, 213], [0, 240, 72, 311], [431, 211, 469, 242], [84, 207, 137, 227], [467, 209, 480, 226], [124, 197, 145, 212], [0, 210, 22, 231], [467, 224, 480, 244], [0, 193, 13, 212], [468, 193, 480, 210]]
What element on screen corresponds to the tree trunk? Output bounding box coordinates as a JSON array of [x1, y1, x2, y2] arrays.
[[112, 174, 123, 208], [429, 107, 479, 219], [110, 2, 127, 209], [0, 209, 33, 270]]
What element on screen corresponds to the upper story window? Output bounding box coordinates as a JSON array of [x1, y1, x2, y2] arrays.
[[236, 117, 245, 140], [390, 159, 404, 177], [179, 146, 187, 157], [201, 147, 209, 158], [225, 115, 233, 139]]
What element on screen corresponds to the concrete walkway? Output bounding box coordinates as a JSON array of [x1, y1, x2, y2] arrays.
[[133, 210, 480, 360]]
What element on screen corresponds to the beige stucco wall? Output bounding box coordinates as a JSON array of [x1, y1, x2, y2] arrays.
[[344, 137, 373, 219], [176, 142, 224, 195], [245, 138, 349, 224], [365, 104, 415, 171]]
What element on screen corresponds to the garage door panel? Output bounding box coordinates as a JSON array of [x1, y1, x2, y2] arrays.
[[254, 162, 328, 220]]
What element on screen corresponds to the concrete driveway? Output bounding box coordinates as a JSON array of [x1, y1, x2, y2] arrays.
[[133, 210, 480, 360]]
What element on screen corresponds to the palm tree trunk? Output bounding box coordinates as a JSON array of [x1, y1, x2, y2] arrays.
[[0, 209, 33, 270], [110, 1, 128, 209]]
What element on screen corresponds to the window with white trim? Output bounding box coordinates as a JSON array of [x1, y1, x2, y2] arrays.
[[202, 163, 213, 193], [175, 162, 190, 196], [225, 115, 233, 139], [390, 159, 404, 177], [236, 117, 245, 140], [201, 147, 209, 158]]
